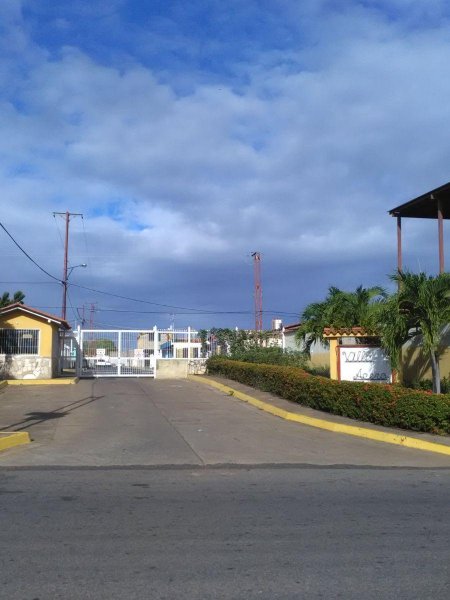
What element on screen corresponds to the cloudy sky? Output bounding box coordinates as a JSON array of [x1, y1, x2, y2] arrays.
[[1, 0, 450, 330]]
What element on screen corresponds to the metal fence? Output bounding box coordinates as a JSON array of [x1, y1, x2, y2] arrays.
[[0, 329, 39, 355]]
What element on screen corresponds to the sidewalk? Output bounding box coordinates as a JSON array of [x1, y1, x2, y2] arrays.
[[190, 375, 450, 455]]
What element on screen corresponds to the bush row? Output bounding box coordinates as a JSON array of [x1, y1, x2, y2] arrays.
[[404, 376, 450, 394], [206, 357, 450, 434], [228, 347, 307, 368]]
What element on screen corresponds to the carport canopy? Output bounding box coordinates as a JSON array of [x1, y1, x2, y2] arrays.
[[389, 181, 450, 273]]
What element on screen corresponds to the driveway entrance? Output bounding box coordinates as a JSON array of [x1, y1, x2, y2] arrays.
[[0, 378, 448, 467]]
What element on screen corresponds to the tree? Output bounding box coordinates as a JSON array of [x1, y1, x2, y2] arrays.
[[0, 291, 25, 308], [198, 329, 209, 357], [83, 338, 117, 354], [295, 285, 385, 356], [209, 327, 277, 356], [378, 271, 450, 394]]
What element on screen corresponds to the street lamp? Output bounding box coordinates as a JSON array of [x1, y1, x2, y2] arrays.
[[62, 263, 87, 320], [67, 263, 87, 278]]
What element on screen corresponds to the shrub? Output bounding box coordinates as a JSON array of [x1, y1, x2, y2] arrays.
[[404, 377, 450, 394], [303, 364, 330, 378], [228, 346, 307, 368], [206, 357, 450, 434]]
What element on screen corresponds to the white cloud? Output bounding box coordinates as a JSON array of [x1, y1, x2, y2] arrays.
[[1, 2, 450, 326]]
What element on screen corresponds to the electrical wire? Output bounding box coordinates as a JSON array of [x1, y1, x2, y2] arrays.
[[53, 214, 65, 251], [81, 216, 92, 274], [67, 281, 239, 313], [66, 289, 78, 323], [0, 221, 300, 318], [0, 222, 62, 283]]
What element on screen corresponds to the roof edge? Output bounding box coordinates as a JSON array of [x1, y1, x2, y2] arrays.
[[0, 303, 71, 329]]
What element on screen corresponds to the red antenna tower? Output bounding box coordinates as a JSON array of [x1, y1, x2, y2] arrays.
[[252, 252, 263, 331]]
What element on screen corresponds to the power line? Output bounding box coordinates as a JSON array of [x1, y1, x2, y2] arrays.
[[67, 281, 234, 313], [0, 221, 300, 318], [0, 220, 226, 312], [9, 305, 299, 318], [89, 308, 299, 316], [53, 213, 65, 251], [0, 222, 62, 283]]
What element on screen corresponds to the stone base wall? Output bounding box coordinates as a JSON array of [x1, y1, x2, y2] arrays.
[[188, 359, 207, 375], [0, 355, 53, 380]]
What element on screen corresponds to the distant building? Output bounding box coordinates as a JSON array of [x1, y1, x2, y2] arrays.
[[137, 329, 202, 359], [282, 322, 329, 368]]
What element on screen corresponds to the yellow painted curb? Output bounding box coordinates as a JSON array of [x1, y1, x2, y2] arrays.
[[6, 377, 79, 386], [189, 375, 450, 457], [0, 381, 7, 391], [0, 431, 31, 452]]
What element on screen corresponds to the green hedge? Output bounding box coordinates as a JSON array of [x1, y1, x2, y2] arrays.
[[206, 357, 450, 435]]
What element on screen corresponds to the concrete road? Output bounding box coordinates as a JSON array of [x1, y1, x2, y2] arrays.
[[0, 467, 449, 599], [1, 379, 449, 599], [0, 378, 449, 466]]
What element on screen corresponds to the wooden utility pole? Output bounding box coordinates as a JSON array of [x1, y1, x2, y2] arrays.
[[53, 211, 83, 320]]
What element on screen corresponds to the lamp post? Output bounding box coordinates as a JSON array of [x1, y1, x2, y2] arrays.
[[62, 263, 87, 321]]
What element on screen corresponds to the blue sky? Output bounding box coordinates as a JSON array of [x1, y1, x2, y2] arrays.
[[1, 0, 450, 329]]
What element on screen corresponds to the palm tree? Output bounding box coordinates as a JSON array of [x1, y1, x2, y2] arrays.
[[0, 290, 25, 308], [296, 285, 386, 356], [379, 271, 450, 394]]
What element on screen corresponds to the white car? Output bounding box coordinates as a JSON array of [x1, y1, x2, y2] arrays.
[[96, 358, 112, 366]]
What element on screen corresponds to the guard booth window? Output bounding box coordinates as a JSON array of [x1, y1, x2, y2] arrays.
[[0, 329, 39, 354]]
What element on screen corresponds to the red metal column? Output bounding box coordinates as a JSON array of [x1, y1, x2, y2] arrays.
[[438, 198, 444, 274], [252, 252, 263, 331]]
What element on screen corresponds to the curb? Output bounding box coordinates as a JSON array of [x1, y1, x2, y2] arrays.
[[0, 431, 31, 453], [4, 377, 79, 386], [189, 375, 450, 457]]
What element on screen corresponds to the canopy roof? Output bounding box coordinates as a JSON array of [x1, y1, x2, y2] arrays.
[[389, 182, 450, 219]]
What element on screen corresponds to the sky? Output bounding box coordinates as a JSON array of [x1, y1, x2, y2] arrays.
[[1, 0, 450, 330]]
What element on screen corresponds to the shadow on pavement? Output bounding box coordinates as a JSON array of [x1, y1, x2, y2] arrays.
[[0, 394, 105, 432]]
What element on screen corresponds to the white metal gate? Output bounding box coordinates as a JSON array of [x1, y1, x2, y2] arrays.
[[79, 329, 157, 378], [76, 327, 203, 378]]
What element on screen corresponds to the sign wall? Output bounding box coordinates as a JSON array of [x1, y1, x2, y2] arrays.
[[338, 346, 392, 383]]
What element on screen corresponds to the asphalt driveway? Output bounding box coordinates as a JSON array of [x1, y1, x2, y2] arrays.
[[0, 377, 449, 467]]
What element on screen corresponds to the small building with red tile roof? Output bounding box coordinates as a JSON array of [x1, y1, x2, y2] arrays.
[[0, 303, 71, 379]]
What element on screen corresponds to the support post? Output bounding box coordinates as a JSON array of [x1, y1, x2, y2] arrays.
[[53, 211, 83, 320], [329, 338, 339, 380], [396, 215, 402, 272], [187, 326, 192, 359], [438, 198, 445, 274], [117, 332, 122, 376], [153, 326, 159, 378], [62, 211, 69, 320], [76, 325, 82, 377]]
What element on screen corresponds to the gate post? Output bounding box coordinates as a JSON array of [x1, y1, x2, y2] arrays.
[[153, 326, 159, 378], [117, 331, 122, 376], [75, 325, 82, 377]]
